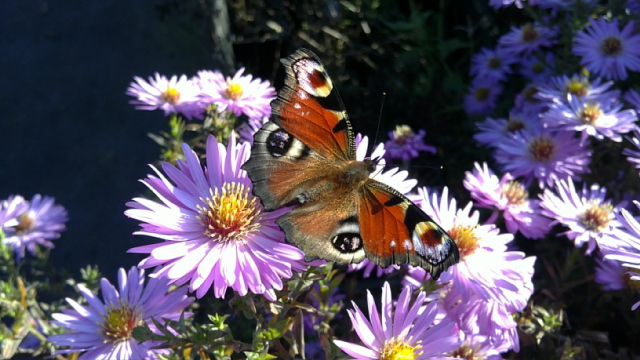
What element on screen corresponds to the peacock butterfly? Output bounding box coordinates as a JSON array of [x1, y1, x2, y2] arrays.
[[241, 48, 459, 279]]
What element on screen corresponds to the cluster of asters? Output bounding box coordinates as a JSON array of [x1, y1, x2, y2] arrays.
[[468, 0, 640, 313]]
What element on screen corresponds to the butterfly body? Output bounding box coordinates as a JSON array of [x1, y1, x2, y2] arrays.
[[242, 48, 459, 279]]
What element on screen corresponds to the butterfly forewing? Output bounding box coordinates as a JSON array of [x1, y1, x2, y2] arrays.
[[273, 48, 355, 161]]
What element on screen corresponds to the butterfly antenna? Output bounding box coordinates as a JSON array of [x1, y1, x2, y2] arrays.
[[372, 92, 386, 148]]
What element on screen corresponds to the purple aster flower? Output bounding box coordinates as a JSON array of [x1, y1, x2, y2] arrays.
[[498, 23, 557, 57], [48, 267, 193, 360], [494, 128, 592, 188], [1, 194, 68, 261], [542, 96, 638, 144], [333, 282, 460, 359], [623, 128, 640, 171], [347, 259, 399, 278], [536, 74, 619, 104], [238, 116, 269, 145], [488, 0, 524, 8], [519, 52, 554, 83], [464, 78, 503, 116], [470, 47, 517, 83], [474, 110, 543, 147], [383, 125, 436, 162], [628, 0, 640, 14], [602, 201, 640, 309], [540, 178, 626, 255], [624, 88, 640, 111], [513, 83, 551, 117], [197, 68, 276, 119], [572, 18, 640, 80], [126, 73, 204, 120], [464, 162, 551, 239], [125, 135, 309, 301], [595, 254, 628, 291]]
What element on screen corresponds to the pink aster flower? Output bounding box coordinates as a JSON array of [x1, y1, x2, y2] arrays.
[[447, 335, 504, 360], [540, 178, 626, 255], [198, 68, 276, 119], [126, 73, 204, 120], [384, 125, 436, 162], [542, 96, 638, 144], [333, 282, 460, 360], [463, 162, 551, 239], [498, 23, 557, 57], [572, 18, 640, 80], [48, 267, 194, 360], [1, 194, 68, 261], [602, 201, 640, 309], [494, 128, 592, 188], [415, 187, 535, 313], [125, 135, 309, 300]]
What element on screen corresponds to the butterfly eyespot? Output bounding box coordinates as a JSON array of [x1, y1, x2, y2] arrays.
[[266, 130, 292, 158], [331, 233, 363, 253]]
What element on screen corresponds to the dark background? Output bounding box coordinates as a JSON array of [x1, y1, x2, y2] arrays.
[[1, 1, 214, 278]]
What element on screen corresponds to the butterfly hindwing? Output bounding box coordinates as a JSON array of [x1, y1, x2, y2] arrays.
[[359, 180, 459, 279], [276, 191, 367, 264]]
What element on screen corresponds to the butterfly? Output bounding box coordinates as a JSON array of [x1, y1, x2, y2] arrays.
[[242, 48, 459, 279]]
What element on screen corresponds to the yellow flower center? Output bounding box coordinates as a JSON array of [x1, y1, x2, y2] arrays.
[[565, 77, 589, 97], [392, 125, 415, 145], [14, 213, 34, 234], [521, 24, 540, 43], [197, 183, 262, 242], [225, 82, 244, 100], [380, 336, 422, 360], [448, 225, 480, 259], [101, 304, 142, 341], [162, 87, 180, 104], [579, 103, 603, 125], [528, 135, 556, 162], [501, 181, 528, 206], [601, 36, 623, 56], [578, 200, 612, 232], [474, 87, 490, 101]]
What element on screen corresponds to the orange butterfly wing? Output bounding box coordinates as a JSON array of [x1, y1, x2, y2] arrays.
[[359, 180, 459, 279]]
